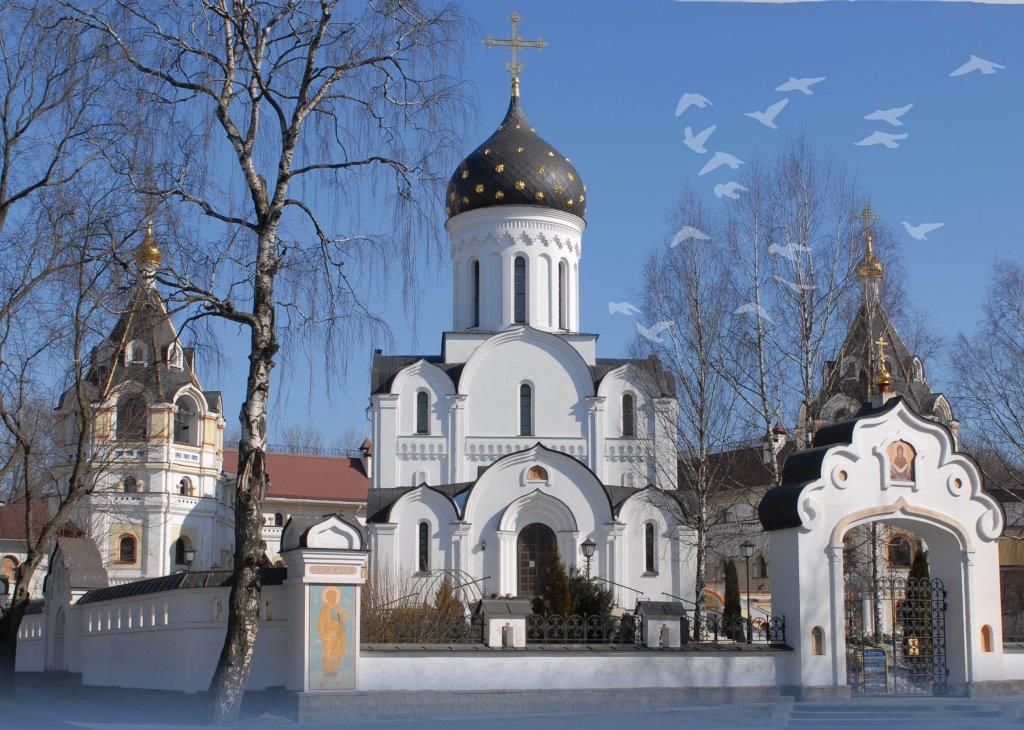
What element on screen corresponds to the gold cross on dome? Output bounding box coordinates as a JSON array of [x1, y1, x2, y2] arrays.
[[875, 335, 889, 363], [484, 12, 547, 78]]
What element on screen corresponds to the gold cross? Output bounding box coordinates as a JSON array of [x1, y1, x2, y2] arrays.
[[857, 202, 879, 228], [875, 335, 889, 364], [484, 12, 547, 78]]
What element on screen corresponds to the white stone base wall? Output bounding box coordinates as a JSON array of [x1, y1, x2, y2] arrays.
[[360, 652, 794, 691]]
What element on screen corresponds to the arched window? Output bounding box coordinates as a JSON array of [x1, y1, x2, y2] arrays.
[[644, 523, 656, 574], [887, 535, 914, 568], [166, 342, 183, 368], [126, 340, 147, 365], [116, 394, 147, 440], [274, 513, 284, 527], [173, 536, 193, 566], [415, 390, 429, 435], [471, 259, 481, 328], [513, 256, 527, 324], [177, 478, 193, 496], [811, 626, 825, 655], [753, 554, 768, 579], [123, 476, 140, 493], [622, 393, 636, 437], [174, 395, 199, 445], [417, 521, 430, 573], [558, 260, 568, 330], [519, 383, 533, 436], [117, 535, 137, 564], [527, 465, 548, 481]]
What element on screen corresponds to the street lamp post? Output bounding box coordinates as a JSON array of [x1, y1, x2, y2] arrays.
[[184, 548, 197, 571], [740, 541, 755, 644], [581, 538, 597, 579]]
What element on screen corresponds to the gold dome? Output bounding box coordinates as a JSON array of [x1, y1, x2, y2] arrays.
[[134, 220, 162, 268], [855, 237, 884, 280]]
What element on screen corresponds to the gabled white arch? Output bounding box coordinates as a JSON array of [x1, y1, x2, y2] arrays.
[[457, 326, 594, 399], [388, 359, 456, 397], [499, 489, 577, 533]]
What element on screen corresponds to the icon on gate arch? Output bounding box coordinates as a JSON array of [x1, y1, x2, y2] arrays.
[[887, 440, 916, 483]]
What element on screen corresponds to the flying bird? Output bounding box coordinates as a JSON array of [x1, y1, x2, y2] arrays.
[[675, 92, 713, 117], [773, 275, 816, 293], [745, 98, 789, 129], [699, 151, 745, 176], [949, 55, 1005, 77], [854, 131, 908, 149], [775, 76, 826, 95], [714, 181, 747, 200], [768, 242, 811, 262], [636, 320, 675, 344], [683, 124, 717, 154], [608, 301, 642, 316], [901, 221, 945, 241], [864, 103, 914, 127], [671, 226, 711, 246], [734, 302, 773, 323]]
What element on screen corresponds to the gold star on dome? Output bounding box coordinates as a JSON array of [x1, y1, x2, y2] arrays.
[[495, 162, 505, 173], [566, 198, 574, 207], [475, 183, 485, 193], [567, 172, 574, 181], [484, 148, 491, 155], [554, 184, 564, 196], [516, 146, 524, 153], [449, 191, 456, 201], [534, 191, 545, 201], [461, 196, 469, 205], [495, 190, 505, 200], [515, 180, 526, 190], [461, 169, 469, 179]]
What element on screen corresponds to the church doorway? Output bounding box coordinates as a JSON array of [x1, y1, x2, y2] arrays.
[[517, 523, 557, 597]]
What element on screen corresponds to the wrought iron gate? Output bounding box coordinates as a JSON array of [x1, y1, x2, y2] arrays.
[[845, 576, 947, 695]]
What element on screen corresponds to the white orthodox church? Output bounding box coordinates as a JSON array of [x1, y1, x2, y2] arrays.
[[364, 76, 689, 605]]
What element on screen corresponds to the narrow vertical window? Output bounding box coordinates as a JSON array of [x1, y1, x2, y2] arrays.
[[415, 391, 429, 435], [471, 259, 481, 328], [418, 522, 429, 573], [519, 383, 533, 437], [513, 256, 527, 324], [644, 523, 656, 573], [622, 393, 635, 437], [558, 260, 568, 330]]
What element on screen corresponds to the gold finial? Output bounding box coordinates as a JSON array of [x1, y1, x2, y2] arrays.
[[134, 218, 162, 268], [854, 202, 883, 280], [875, 335, 893, 389], [484, 11, 547, 93]]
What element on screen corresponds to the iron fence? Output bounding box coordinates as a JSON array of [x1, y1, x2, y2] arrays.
[[525, 613, 639, 645], [695, 612, 787, 645], [1003, 612, 1024, 643]]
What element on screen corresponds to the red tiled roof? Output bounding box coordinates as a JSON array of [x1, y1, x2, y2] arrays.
[[0, 500, 50, 541], [222, 450, 369, 503]]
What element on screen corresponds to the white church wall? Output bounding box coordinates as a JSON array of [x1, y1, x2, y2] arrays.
[[15, 613, 45, 672], [388, 490, 458, 576], [359, 651, 794, 691], [617, 495, 695, 608]]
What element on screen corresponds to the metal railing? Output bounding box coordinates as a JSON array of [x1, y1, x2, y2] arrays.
[[526, 614, 639, 645], [1003, 612, 1024, 643]]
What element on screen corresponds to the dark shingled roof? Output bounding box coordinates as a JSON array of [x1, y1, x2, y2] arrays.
[[635, 600, 687, 617], [24, 599, 44, 615], [370, 349, 675, 399], [445, 83, 586, 220], [77, 567, 286, 605]]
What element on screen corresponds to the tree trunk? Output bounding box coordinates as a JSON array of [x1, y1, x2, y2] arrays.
[[210, 255, 278, 722], [0, 577, 32, 695]]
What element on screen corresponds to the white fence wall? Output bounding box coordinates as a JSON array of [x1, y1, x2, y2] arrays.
[[17, 585, 289, 693]]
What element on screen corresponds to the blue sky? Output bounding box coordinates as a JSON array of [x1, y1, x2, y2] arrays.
[[202, 1, 1023, 447]]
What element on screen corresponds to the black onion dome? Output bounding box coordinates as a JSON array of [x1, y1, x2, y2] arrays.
[[446, 84, 586, 220]]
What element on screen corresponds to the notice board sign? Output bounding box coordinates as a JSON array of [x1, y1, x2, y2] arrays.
[[862, 648, 889, 694]]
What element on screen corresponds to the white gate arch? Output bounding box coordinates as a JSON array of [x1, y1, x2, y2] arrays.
[[759, 395, 1007, 696]]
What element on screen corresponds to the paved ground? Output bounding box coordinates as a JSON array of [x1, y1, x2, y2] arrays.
[[4, 691, 1024, 729]]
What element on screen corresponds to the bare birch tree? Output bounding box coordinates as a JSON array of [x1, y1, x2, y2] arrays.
[[636, 189, 745, 632], [73, 2, 469, 719]]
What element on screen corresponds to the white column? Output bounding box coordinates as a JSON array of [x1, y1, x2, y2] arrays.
[[372, 394, 400, 490], [586, 396, 607, 480], [447, 394, 468, 483], [497, 530, 516, 595]]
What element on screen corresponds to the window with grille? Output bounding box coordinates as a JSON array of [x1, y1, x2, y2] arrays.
[[519, 383, 533, 436]]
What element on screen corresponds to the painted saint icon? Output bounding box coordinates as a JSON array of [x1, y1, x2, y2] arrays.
[[888, 440, 915, 482], [317, 586, 347, 687]]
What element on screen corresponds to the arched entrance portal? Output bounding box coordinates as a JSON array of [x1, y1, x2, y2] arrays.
[[517, 523, 557, 597]]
